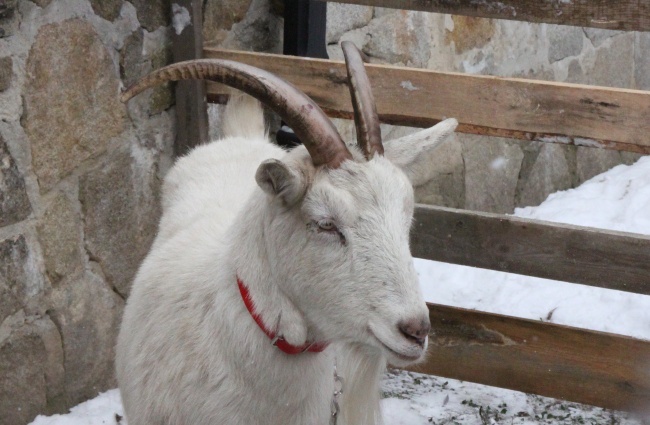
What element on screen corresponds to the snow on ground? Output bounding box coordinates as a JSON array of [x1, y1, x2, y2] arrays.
[[382, 369, 646, 425], [29, 389, 124, 425], [29, 157, 650, 424], [417, 155, 650, 340]]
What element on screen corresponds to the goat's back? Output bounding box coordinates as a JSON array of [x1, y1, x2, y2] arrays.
[[155, 98, 285, 246]]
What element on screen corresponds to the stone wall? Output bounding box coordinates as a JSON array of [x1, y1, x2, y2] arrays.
[[324, 4, 646, 213], [0, 1, 174, 424]]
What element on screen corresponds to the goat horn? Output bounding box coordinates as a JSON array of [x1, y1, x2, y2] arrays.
[[121, 59, 352, 168], [341, 41, 383, 159]]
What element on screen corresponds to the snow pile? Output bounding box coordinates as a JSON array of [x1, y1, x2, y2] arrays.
[[381, 370, 643, 425], [418, 155, 650, 340], [29, 389, 124, 425], [516, 156, 650, 234]]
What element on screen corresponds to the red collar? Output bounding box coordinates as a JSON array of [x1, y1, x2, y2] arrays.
[[237, 277, 328, 355]]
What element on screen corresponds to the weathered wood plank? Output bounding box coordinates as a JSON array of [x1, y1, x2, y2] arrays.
[[411, 303, 650, 415], [204, 48, 650, 154], [172, 0, 209, 157], [320, 0, 650, 32], [411, 204, 650, 295]]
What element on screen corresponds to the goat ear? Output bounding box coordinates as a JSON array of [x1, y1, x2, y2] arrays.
[[383, 118, 459, 186], [255, 159, 306, 206]]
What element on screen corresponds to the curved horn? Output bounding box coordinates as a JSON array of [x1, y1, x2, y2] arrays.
[[121, 59, 352, 168], [341, 41, 383, 159]]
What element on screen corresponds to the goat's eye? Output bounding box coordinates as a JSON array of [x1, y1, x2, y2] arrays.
[[308, 219, 346, 246], [317, 219, 337, 232]]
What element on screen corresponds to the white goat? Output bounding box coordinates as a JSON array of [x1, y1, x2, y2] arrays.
[[116, 42, 458, 425]]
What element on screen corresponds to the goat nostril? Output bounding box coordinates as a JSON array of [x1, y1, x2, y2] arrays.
[[398, 318, 431, 347]]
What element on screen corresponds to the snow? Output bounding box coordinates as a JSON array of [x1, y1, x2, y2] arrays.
[[29, 389, 124, 425], [417, 155, 650, 341], [28, 156, 650, 424]]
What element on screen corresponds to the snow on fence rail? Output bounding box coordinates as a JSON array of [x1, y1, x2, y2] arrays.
[[172, 0, 650, 418]]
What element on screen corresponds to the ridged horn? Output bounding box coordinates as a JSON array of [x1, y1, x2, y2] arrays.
[[121, 59, 352, 168], [341, 41, 383, 159]]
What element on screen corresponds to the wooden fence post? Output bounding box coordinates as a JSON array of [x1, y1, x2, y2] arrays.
[[171, 0, 209, 157]]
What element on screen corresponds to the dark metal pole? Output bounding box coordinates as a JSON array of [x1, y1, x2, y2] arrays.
[[276, 0, 328, 147], [283, 0, 328, 58]]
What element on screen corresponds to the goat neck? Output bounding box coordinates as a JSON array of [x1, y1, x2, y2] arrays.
[[237, 275, 328, 354]]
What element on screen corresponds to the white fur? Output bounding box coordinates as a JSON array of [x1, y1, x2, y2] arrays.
[[116, 95, 458, 425]]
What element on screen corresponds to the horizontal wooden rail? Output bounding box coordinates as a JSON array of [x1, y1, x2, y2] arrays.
[[412, 303, 650, 415], [322, 0, 650, 32], [204, 48, 650, 154], [412, 204, 650, 295]]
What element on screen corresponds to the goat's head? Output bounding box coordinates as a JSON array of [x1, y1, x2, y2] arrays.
[[121, 42, 458, 366]]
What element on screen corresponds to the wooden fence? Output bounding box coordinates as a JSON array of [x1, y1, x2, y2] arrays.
[[173, 0, 650, 416]]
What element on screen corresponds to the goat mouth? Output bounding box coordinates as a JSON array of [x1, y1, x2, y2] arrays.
[[367, 329, 423, 362]]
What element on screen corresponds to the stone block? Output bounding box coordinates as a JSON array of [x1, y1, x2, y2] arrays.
[[548, 25, 583, 63], [90, 0, 123, 21], [327, 27, 368, 61], [462, 134, 524, 214], [0, 322, 48, 425], [635, 33, 650, 90], [0, 313, 64, 422], [445, 15, 495, 53], [120, 29, 173, 114], [576, 147, 627, 182], [0, 236, 27, 323], [512, 66, 555, 82], [565, 58, 586, 84], [31, 0, 53, 7], [203, 0, 252, 46], [413, 136, 464, 208], [377, 123, 465, 208], [0, 0, 16, 19], [130, 0, 169, 31], [0, 315, 66, 419], [0, 55, 12, 91], [220, 0, 283, 53], [373, 7, 399, 19], [0, 235, 45, 323], [587, 33, 634, 88], [0, 0, 18, 38], [584, 28, 626, 48], [119, 29, 145, 87], [0, 0, 20, 38], [365, 11, 431, 67], [332, 117, 356, 145], [23, 19, 125, 192], [37, 192, 83, 285], [33, 316, 66, 414], [148, 44, 174, 114], [48, 272, 124, 406], [0, 134, 31, 227], [516, 142, 573, 208], [80, 150, 160, 297], [326, 2, 373, 44], [620, 151, 644, 165]]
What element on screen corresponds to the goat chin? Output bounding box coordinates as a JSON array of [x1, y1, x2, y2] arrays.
[[335, 343, 387, 425]]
